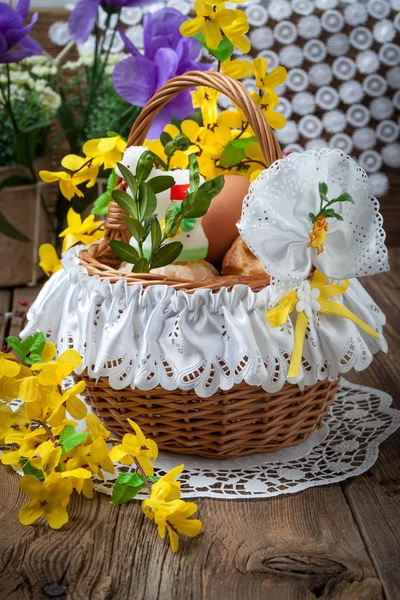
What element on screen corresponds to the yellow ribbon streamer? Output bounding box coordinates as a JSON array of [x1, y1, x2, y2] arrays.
[[266, 270, 380, 379]]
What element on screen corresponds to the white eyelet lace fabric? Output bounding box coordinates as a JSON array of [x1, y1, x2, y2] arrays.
[[9, 377, 396, 499], [21, 244, 387, 397], [239, 149, 388, 284]]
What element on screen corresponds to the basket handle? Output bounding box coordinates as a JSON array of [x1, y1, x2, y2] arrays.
[[102, 70, 283, 245]]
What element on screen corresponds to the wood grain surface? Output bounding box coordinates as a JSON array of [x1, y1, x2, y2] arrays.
[[0, 251, 399, 600]]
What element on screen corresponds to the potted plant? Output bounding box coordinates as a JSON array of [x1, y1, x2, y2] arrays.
[[0, 2, 59, 286]]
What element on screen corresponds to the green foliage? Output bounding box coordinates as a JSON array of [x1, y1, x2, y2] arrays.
[[60, 425, 88, 454], [6, 332, 46, 365], [218, 136, 258, 169], [20, 460, 45, 482], [309, 181, 355, 224], [194, 33, 234, 62], [111, 472, 147, 504], [91, 171, 118, 215], [110, 154, 224, 273]]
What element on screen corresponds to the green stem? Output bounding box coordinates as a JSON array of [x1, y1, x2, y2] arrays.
[[1, 65, 19, 134]]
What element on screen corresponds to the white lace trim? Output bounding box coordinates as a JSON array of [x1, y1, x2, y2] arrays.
[[21, 246, 387, 397]]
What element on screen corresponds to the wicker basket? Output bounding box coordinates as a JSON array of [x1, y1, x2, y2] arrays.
[[75, 70, 339, 458]]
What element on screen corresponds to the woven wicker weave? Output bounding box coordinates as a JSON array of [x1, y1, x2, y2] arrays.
[[76, 70, 339, 458]]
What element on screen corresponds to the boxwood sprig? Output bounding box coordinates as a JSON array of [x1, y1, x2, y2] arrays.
[[109, 152, 225, 273]]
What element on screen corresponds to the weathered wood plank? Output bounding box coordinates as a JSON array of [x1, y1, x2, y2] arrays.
[[0, 468, 383, 600], [341, 255, 400, 600], [0, 290, 11, 346]]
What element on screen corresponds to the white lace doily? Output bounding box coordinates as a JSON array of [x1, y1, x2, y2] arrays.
[[21, 245, 387, 396], [7, 378, 399, 499], [91, 379, 400, 499]]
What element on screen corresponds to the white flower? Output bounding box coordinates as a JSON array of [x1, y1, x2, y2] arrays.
[[296, 280, 321, 318], [31, 64, 58, 77], [238, 148, 388, 282], [40, 88, 61, 111]]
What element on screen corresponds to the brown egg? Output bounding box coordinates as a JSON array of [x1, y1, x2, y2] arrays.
[[202, 174, 250, 266]]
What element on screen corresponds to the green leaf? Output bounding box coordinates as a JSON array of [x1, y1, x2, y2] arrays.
[[132, 257, 150, 273], [164, 134, 191, 158], [122, 216, 145, 244], [319, 182, 328, 196], [15, 128, 39, 169], [19, 460, 44, 482], [136, 151, 154, 184], [143, 215, 156, 239], [111, 472, 146, 504], [181, 190, 212, 219], [109, 240, 140, 264], [116, 162, 138, 198], [231, 136, 258, 149], [60, 425, 88, 454], [106, 171, 118, 192], [198, 175, 225, 199], [194, 33, 234, 62], [189, 154, 200, 194], [0, 210, 29, 242], [324, 209, 344, 221], [112, 189, 138, 219], [0, 174, 32, 191], [148, 175, 175, 194], [92, 191, 112, 215], [151, 218, 162, 252], [160, 132, 173, 147], [150, 242, 183, 269], [309, 212, 316, 223], [147, 150, 167, 171], [147, 476, 161, 483], [164, 201, 181, 231], [334, 192, 355, 204], [26, 332, 46, 360], [7, 332, 46, 365], [218, 142, 246, 168], [6, 337, 24, 360], [138, 182, 157, 221]]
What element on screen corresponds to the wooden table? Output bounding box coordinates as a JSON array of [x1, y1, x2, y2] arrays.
[[1, 251, 399, 600]]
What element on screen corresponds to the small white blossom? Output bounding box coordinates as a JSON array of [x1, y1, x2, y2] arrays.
[[296, 281, 321, 318]]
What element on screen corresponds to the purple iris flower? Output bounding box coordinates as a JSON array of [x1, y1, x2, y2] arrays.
[[68, 0, 156, 44], [113, 8, 208, 138], [0, 0, 42, 64]]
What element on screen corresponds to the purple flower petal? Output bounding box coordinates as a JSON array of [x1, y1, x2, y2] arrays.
[[154, 47, 179, 89], [118, 27, 140, 56], [18, 34, 42, 55], [0, 34, 7, 55], [147, 92, 194, 138], [68, 0, 100, 44], [2, 48, 34, 62], [16, 0, 30, 21], [4, 16, 38, 47], [112, 55, 156, 106]]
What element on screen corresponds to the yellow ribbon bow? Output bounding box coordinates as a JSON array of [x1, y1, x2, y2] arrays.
[[266, 270, 380, 379]]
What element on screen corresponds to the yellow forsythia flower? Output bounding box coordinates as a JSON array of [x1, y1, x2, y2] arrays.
[[180, 1, 241, 50], [253, 57, 287, 94], [59, 209, 104, 253], [191, 87, 220, 126], [221, 59, 253, 80], [47, 380, 87, 422], [222, 11, 251, 53], [142, 466, 202, 552], [0, 404, 28, 442], [19, 475, 73, 529], [39, 244, 62, 277], [40, 155, 99, 201], [0, 353, 20, 379], [30, 349, 82, 386], [83, 135, 127, 170], [109, 418, 158, 475]]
